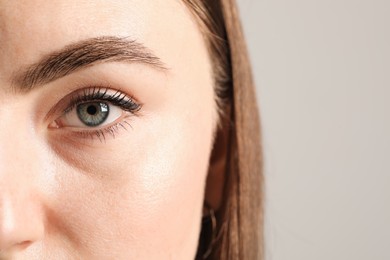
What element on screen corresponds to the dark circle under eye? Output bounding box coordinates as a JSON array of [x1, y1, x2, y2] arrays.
[[77, 102, 109, 127]]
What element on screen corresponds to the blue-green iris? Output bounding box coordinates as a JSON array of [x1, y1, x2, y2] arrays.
[[77, 102, 109, 127]]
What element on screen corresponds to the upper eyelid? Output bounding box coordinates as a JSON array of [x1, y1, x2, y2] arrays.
[[64, 87, 138, 113], [45, 86, 141, 122]]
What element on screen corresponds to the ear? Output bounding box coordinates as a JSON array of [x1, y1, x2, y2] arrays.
[[204, 106, 231, 213]]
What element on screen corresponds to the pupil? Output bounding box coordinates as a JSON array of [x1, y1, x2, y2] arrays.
[[87, 105, 98, 115]]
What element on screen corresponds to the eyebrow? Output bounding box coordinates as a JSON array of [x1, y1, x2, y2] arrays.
[[12, 36, 167, 92]]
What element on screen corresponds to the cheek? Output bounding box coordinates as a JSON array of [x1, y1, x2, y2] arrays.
[[132, 108, 214, 256], [46, 88, 215, 258]]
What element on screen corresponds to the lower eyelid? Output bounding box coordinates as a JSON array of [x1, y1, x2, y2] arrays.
[[72, 119, 134, 142]]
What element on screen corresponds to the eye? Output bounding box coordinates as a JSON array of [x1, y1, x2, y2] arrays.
[[57, 101, 123, 128], [49, 87, 142, 139]]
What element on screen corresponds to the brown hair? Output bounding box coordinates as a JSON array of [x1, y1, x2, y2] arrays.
[[183, 0, 264, 259]]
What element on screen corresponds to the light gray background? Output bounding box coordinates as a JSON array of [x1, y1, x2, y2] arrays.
[[237, 0, 390, 259]]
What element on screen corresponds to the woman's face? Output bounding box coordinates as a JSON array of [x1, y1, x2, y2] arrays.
[[0, 0, 217, 258]]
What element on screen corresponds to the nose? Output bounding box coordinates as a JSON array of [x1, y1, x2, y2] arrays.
[[0, 114, 45, 252], [0, 193, 44, 251]]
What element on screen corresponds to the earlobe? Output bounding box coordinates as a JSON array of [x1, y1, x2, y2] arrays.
[[204, 105, 231, 213]]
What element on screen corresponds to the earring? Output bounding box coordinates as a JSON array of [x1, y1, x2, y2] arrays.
[[202, 203, 217, 259]]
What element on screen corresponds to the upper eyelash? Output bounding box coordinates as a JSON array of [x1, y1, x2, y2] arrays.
[[64, 87, 142, 115]]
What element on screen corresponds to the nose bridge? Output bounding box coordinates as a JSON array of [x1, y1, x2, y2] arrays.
[[0, 104, 39, 175], [0, 110, 45, 251]]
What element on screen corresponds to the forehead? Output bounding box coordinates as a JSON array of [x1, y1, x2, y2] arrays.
[[0, 0, 208, 83]]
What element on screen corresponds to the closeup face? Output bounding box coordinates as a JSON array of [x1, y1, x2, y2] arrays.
[[0, 0, 217, 259]]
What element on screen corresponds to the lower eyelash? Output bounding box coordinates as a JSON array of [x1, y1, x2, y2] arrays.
[[73, 119, 133, 142]]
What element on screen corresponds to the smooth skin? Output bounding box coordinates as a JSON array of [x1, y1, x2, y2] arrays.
[[0, 0, 217, 259]]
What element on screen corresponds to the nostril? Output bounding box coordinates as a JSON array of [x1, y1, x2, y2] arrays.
[[0, 240, 33, 256], [0, 240, 33, 252], [15, 240, 32, 250]]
